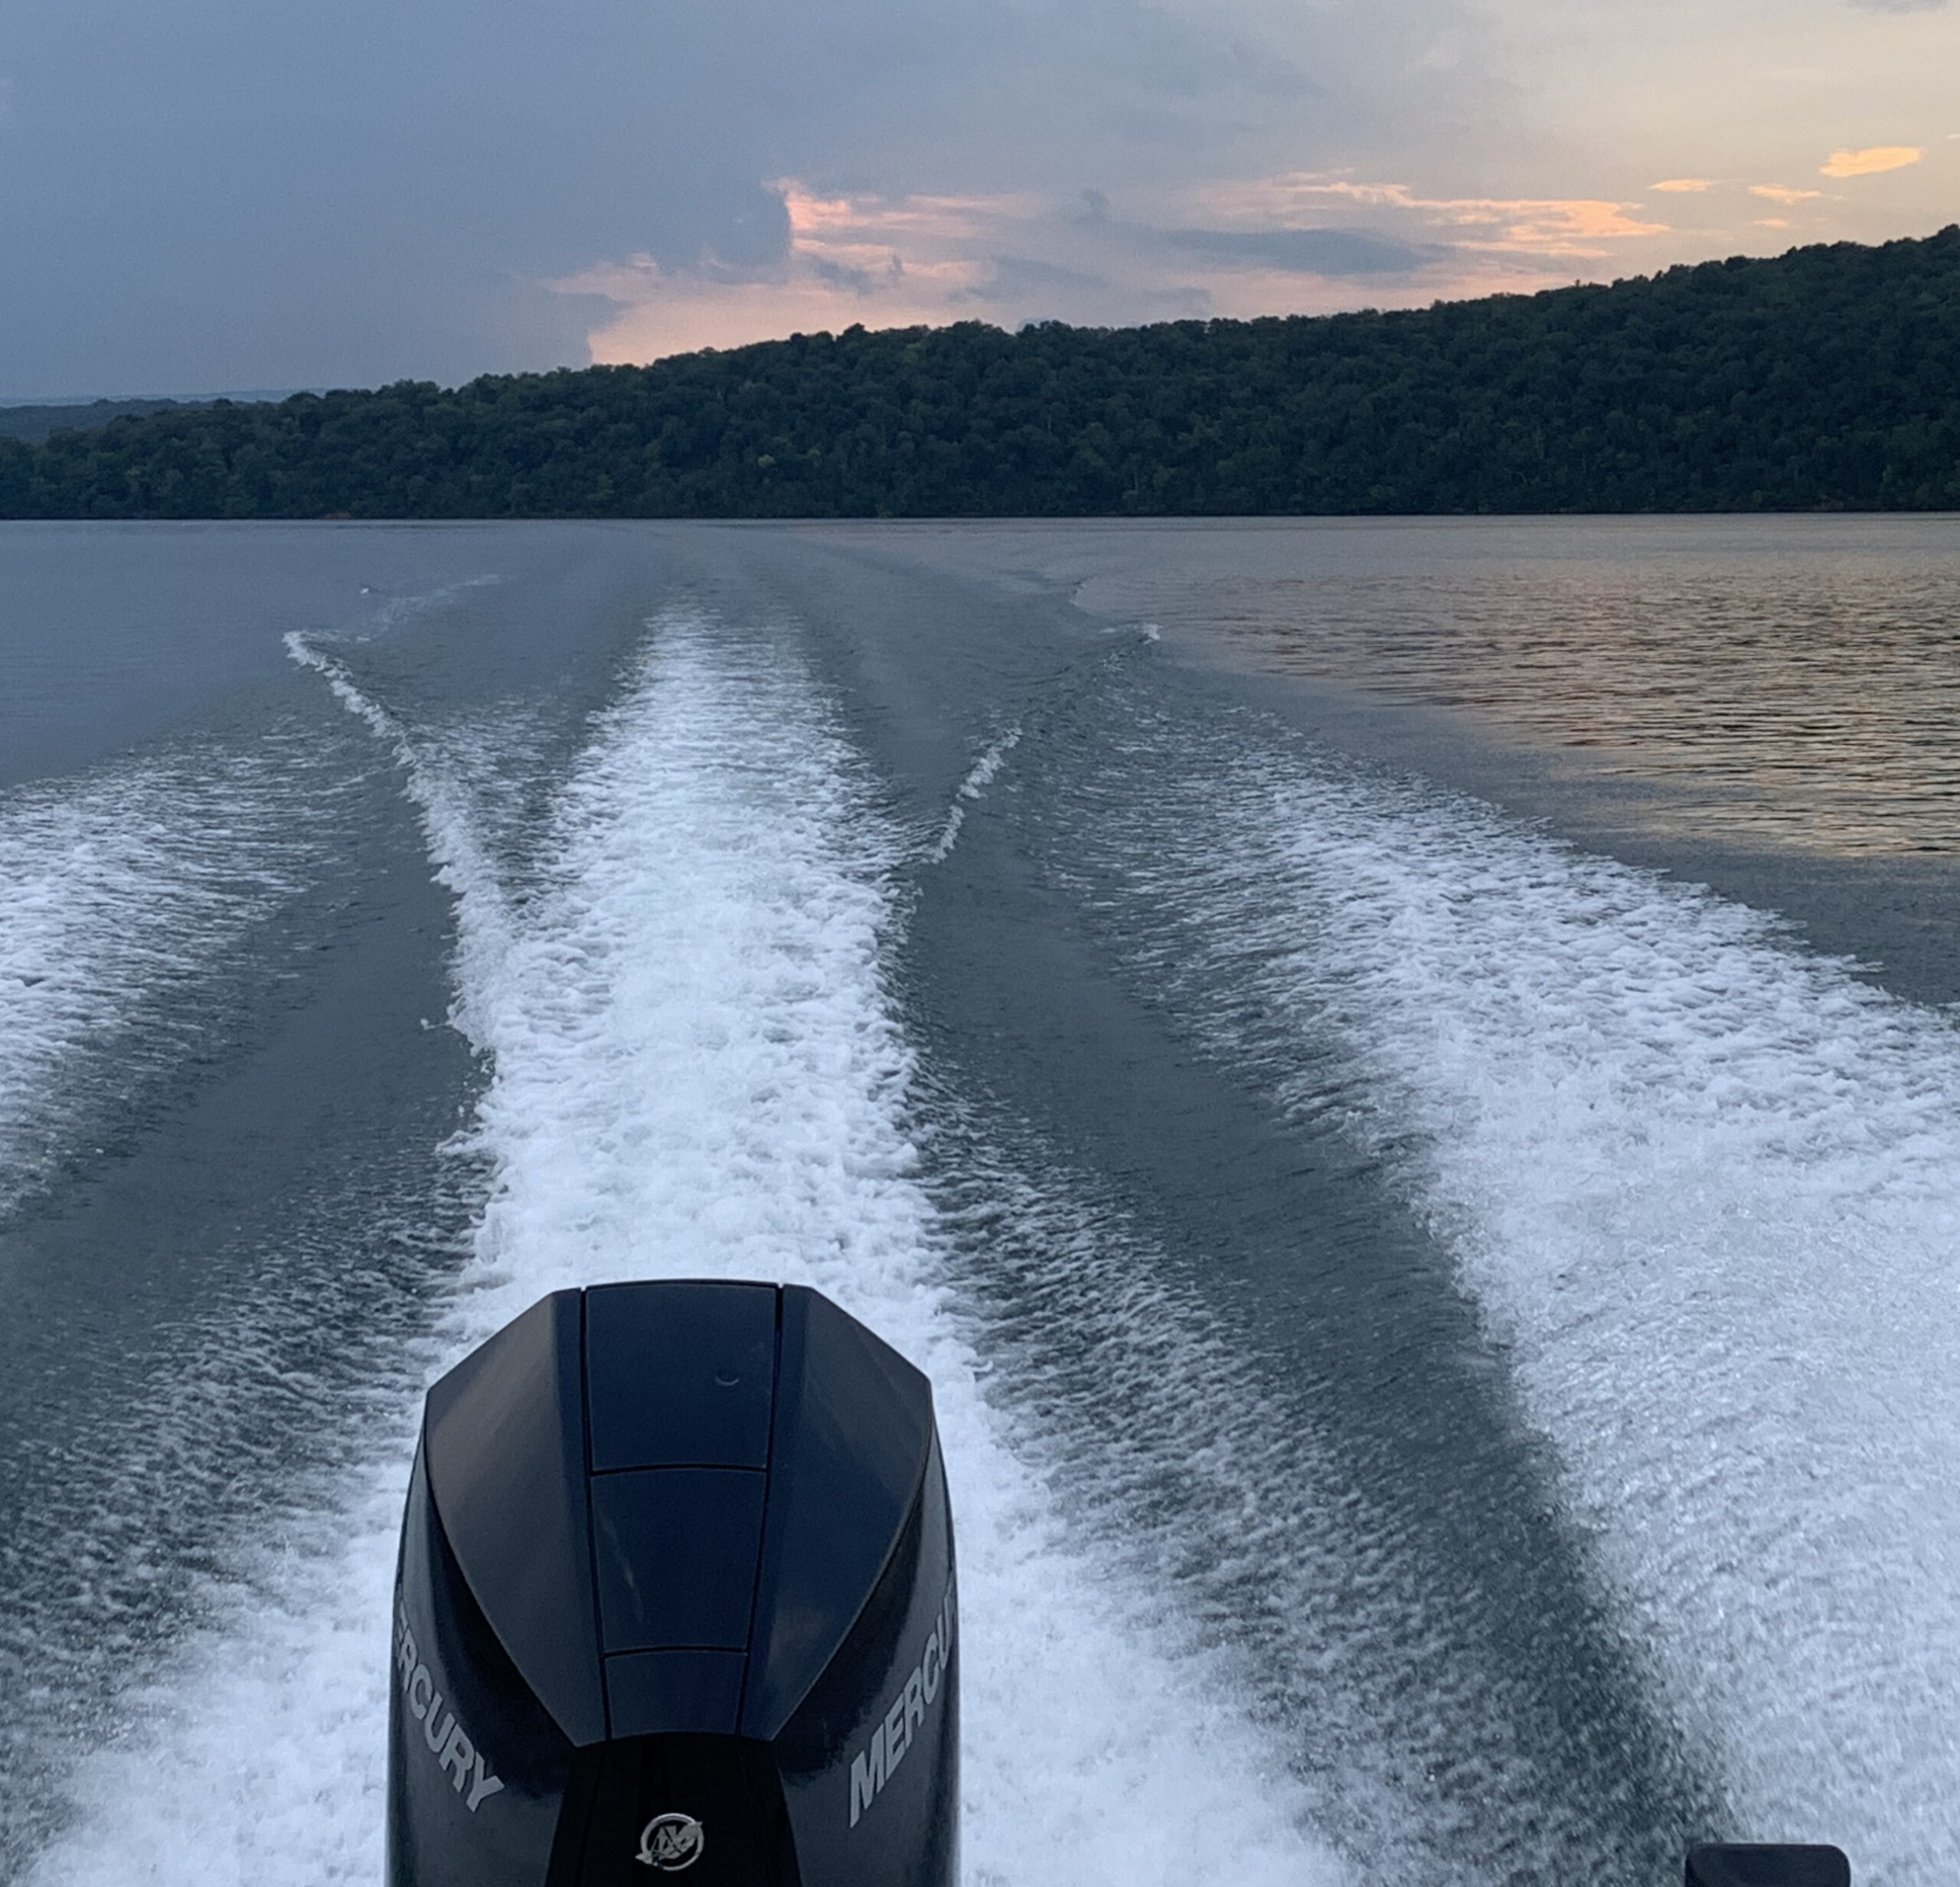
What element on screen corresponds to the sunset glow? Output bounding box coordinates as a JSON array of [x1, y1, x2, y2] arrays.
[[2, 0, 1955, 390], [1820, 145, 1925, 178]]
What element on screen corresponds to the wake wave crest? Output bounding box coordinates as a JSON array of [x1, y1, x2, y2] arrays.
[[0, 733, 348, 1222], [1092, 700, 1960, 1881]]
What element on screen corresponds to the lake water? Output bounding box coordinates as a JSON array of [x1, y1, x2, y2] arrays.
[[2, 517, 1957, 1887]]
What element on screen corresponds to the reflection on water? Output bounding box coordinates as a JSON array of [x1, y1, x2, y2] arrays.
[[1086, 521, 1960, 857]]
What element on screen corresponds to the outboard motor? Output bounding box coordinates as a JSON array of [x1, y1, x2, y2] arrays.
[[1687, 1846, 1851, 1887], [387, 1281, 957, 1887]]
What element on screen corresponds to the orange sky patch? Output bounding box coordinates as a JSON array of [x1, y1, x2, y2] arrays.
[[1189, 175, 1667, 256]]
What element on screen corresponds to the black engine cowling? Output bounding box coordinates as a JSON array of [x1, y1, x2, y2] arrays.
[[387, 1281, 958, 1887]]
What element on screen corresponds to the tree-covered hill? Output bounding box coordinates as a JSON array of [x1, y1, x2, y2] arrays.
[[5, 227, 1958, 518], [0, 397, 196, 445]]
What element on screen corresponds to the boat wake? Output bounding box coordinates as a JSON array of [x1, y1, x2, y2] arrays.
[[28, 612, 1338, 1887]]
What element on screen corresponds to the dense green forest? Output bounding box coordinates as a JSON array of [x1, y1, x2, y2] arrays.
[[5, 227, 1957, 518]]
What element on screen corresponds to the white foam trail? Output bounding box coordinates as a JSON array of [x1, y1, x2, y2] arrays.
[[284, 629, 522, 1045], [1116, 729, 1960, 1879], [441, 622, 1331, 1887], [32, 617, 1338, 1887], [0, 740, 333, 1219], [25, 1454, 410, 1887], [928, 724, 1021, 863]]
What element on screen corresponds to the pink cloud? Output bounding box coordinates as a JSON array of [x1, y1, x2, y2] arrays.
[[1819, 145, 1922, 178], [553, 167, 1693, 366], [549, 181, 1027, 361], [1182, 174, 1668, 256]]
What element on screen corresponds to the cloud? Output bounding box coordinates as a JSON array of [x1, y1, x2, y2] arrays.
[[1183, 175, 1667, 255], [1160, 226, 1442, 276], [1750, 183, 1825, 203], [556, 181, 1198, 360], [555, 162, 1695, 366], [5, 0, 1951, 393], [0, 0, 1508, 393], [1819, 145, 1923, 176], [973, 255, 1122, 300]]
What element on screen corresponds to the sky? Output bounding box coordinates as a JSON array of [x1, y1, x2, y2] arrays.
[[0, 0, 1955, 397]]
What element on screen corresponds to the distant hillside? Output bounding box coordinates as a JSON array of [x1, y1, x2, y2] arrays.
[[0, 399, 199, 446], [4, 227, 1957, 518]]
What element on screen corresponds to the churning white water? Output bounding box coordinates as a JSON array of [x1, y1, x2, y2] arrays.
[[1097, 706, 1960, 1882], [27, 614, 1336, 1887]]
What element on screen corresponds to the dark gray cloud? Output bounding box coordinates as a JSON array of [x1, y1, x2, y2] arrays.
[[0, 0, 1508, 392], [1160, 225, 1447, 276], [979, 256, 1117, 298]]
